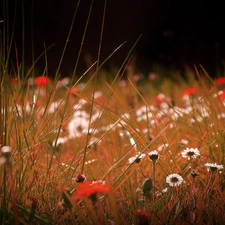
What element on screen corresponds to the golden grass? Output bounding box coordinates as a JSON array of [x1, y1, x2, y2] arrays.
[[0, 68, 225, 224]]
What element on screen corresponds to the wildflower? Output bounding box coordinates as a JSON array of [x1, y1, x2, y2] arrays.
[[148, 150, 159, 161], [52, 137, 67, 147], [181, 147, 200, 160], [214, 77, 225, 87], [134, 209, 149, 225], [95, 96, 104, 107], [180, 139, 189, 145], [10, 78, 19, 86], [1, 145, 12, 155], [47, 101, 63, 114], [183, 87, 197, 96], [191, 170, 199, 178], [119, 79, 128, 88], [57, 77, 71, 87], [69, 86, 78, 95], [73, 174, 86, 183], [73, 181, 111, 201], [148, 72, 158, 81], [157, 143, 169, 151], [68, 113, 90, 138], [166, 173, 184, 187], [155, 93, 171, 109], [213, 89, 225, 102], [133, 74, 143, 82], [156, 187, 168, 197], [204, 163, 224, 173], [128, 153, 146, 164], [34, 76, 50, 87], [1, 146, 12, 163], [136, 106, 153, 122], [161, 187, 168, 193], [155, 93, 165, 106], [219, 89, 225, 101]]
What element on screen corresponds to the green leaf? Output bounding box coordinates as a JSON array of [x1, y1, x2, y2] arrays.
[[142, 178, 152, 199], [142, 178, 152, 192]]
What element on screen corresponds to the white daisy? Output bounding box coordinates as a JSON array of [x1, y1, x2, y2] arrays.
[[204, 163, 224, 173], [1, 146, 12, 154], [157, 144, 169, 152], [68, 115, 89, 138], [128, 153, 146, 164], [48, 100, 62, 114], [148, 150, 159, 161], [1, 146, 12, 163], [156, 187, 168, 197], [57, 77, 71, 87], [52, 137, 67, 147], [181, 147, 200, 160], [166, 173, 184, 187], [162, 187, 168, 193], [180, 139, 189, 145]]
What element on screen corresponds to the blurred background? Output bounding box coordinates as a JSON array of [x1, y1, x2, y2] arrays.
[[2, 0, 225, 77]]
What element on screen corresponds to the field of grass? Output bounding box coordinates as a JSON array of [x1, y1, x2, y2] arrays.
[[1, 67, 225, 225], [1, 1, 225, 224]]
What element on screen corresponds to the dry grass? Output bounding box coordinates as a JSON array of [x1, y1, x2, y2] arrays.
[[0, 69, 225, 225]]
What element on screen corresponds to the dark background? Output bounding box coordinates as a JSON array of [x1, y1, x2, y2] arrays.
[[2, 0, 225, 77]]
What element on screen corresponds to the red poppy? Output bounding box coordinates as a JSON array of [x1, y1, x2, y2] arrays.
[[73, 181, 111, 200], [34, 76, 50, 87], [69, 87, 78, 95], [134, 209, 149, 225], [183, 87, 197, 96], [214, 77, 225, 86], [220, 89, 225, 101], [95, 96, 104, 106], [10, 78, 19, 86], [155, 94, 165, 107]]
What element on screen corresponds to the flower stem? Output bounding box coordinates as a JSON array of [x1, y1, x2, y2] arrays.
[[152, 160, 156, 204]]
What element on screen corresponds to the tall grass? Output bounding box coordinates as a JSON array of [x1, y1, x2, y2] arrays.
[[1, 1, 225, 224]]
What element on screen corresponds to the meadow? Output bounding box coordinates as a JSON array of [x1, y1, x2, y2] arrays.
[[1, 65, 225, 225], [1, 1, 225, 224]]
